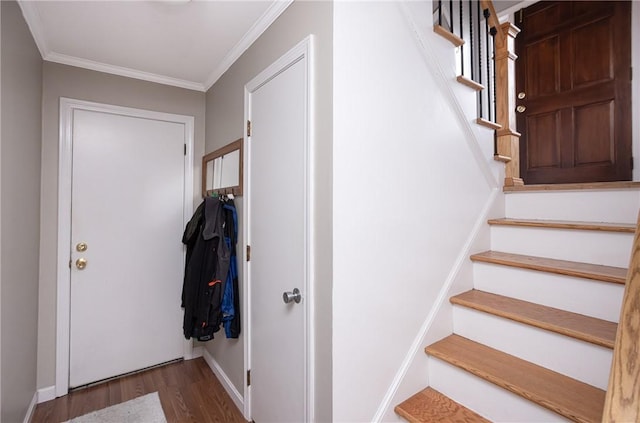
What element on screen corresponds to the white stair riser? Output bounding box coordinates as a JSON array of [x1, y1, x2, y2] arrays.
[[453, 307, 613, 389], [428, 357, 567, 422], [473, 262, 624, 322], [490, 226, 633, 268], [505, 190, 640, 223]]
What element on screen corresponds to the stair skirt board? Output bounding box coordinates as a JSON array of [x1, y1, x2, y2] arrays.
[[452, 306, 613, 389], [473, 262, 625, 323], [490, 226, 633, 268], [428, 358, 565, 422]]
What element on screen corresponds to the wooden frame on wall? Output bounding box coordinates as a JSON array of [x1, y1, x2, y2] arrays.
[[202, 138, 243, 197]]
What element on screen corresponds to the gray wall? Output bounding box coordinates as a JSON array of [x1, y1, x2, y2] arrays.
[[1, 1, 43, 421], [204, 1, 333, 420], [38, 62, 206, 390]]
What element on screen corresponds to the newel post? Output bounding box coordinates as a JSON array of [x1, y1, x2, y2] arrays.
[[494, 22, 523, 187]]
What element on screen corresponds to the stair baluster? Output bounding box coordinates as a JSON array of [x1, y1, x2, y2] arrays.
[[432, 0, 523, 187]]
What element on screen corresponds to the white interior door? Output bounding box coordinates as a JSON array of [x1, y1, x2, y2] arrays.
[[69, 108, 186, 387], [247, 41, 312, 423]]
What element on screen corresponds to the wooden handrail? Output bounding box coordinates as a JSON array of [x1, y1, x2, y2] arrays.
[[603, 211, 640, 422], [479, 0, 504, 45]]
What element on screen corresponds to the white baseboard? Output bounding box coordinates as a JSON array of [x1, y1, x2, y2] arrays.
[[37, 385, 56, 404], [190, 346, 204, 359], [23, 391, 38, 423], [202, 348, 244, 413]]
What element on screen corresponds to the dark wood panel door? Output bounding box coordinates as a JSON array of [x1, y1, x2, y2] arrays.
[[516, 1, 632, 184]]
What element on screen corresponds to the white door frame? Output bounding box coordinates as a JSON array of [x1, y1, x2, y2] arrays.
[[55, 98, 195, 397], [243, 35, 315, 421]]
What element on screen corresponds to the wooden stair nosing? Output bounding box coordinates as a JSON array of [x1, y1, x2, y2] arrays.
[[470, 250, 627, 284], [456, 75, 484, 91], [395, 387, 490, 423], [433, 24, 464, 47], [477, 118, 502, 131], [488, 218, 635, 233], [451, 289, 617, 349], [493, 154, 510, 163], [426, 335, 606, 423], [503, 181, 640, 193]]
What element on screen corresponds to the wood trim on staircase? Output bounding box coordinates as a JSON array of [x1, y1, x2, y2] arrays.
[[487, 218, 636, 233], [451, 290, 617, 349], [426, 335, 606, 423], [603, 212, 640, 422], [433, 24, 464, 47], [493, 21, 523, 187], [476, 117, 501, 131], [470, 251, 627, 284], [456, 75, 484, 91], [395, 387, 489, 423], [504, 181, 640, 192]]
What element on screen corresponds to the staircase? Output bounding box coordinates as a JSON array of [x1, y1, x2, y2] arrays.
[[392, 2, 640, 420], [395, 186, 639, 422]]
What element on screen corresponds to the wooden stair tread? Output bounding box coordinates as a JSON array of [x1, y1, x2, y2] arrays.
[[477, 118, 502, 131], [395, 387, 490, 423], [488, 218, 635, 233], [504, 181, 640, 192], [470, 251, 627, 284], [426, 335, 606, 423], [433, 25, 464, 47], [456, 75, 484, 91], [451, 290, 617, 348]]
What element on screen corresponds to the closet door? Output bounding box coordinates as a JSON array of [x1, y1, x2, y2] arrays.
[[246, 39, 312, 423], [68, 107, 186, 388]]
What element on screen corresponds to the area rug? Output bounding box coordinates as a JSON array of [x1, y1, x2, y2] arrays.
[[64, 392, 167, 423]]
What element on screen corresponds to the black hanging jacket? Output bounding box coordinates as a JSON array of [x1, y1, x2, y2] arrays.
[[181, 197, 230, 341]]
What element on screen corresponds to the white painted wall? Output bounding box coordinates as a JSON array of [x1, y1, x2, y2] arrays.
[[332, 2, 497, 421], [1, 1, 42, 421], [205, 2, 333, 420]]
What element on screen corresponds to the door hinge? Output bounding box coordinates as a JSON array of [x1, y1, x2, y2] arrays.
[[517, 9, 523, 24], [631, 156, 634, 170], [69, 259, 72, 269], [184, 144, 187, 156], [247, 120, 252, 137], [631, 66, 633, 81], [247, 370, 251, 386], [246, 245, 251, 261]]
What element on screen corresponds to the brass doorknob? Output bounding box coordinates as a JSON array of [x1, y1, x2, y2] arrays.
[[517, 92, 526, 99], [516, 105, 527, 113], [76, 242, 88, 252], [76, 258, 87, 270]]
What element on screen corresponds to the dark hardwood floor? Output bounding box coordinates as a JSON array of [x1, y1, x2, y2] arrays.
[[32, 358, 247, 423]]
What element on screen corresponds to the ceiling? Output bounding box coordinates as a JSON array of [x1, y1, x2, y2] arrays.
[[18, 0, 293, 92]]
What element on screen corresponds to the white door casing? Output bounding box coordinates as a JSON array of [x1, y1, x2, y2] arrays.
[[244, 36, 315, 422], [56, 98, 194, 395]]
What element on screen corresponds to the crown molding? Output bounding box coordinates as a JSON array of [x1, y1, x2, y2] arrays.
[[17, 0, 50, 59], [17, 0, 291, 92], [45, 53, 206, 92], [204, 0, 294, 91]]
